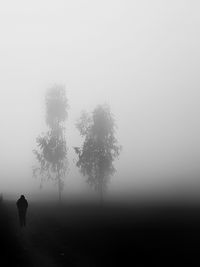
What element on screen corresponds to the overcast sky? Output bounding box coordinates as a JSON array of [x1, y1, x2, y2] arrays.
[[0, 0, 200, 200]]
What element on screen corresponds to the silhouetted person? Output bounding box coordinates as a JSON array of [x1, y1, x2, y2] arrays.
[[16, 195, 28, 227]]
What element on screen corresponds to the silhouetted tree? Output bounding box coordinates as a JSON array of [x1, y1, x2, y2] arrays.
[[74, 105, 121, 202], [33, 85, 69, 202]]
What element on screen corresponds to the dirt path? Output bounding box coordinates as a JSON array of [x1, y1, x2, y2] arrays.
[[9, 205, 59, 267]]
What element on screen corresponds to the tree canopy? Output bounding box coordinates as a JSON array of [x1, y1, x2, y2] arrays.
[[75, 104, 121, 200], [33, 85, 69, 201]]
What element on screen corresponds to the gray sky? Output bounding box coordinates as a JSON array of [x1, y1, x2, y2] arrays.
[[0, 0, 200, 200]]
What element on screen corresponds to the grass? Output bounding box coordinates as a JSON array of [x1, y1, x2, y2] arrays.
[[1, 199, 200, 266]]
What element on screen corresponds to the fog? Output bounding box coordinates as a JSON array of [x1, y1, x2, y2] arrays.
[[0, 0, 200, 200]]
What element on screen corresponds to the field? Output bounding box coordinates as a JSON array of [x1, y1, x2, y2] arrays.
[[1, 199, 200, 266]]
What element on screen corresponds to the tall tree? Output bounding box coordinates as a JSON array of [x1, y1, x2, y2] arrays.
[[74, 104, 121, 202], [33, 85, 69, 202]]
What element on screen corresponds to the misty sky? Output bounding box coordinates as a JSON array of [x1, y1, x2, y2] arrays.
[[0, 0, 200, 199]]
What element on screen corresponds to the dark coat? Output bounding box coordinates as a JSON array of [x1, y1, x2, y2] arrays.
[[16, 196, 28, 212]]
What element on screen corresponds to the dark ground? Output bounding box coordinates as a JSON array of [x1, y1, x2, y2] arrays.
[[1, 199, 200, 266]]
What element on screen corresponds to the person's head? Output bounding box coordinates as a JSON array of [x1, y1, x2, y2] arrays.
[[20, 195, 25, 199]]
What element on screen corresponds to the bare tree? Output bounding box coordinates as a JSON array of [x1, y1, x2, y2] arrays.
[[33, 85, 69, 202], [74, 104, 121, 202]]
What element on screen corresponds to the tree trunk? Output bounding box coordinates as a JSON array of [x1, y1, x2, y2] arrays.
[[57, 168, 62, 203], [99, 180, 103, 204], [58, 179, 61, 203]]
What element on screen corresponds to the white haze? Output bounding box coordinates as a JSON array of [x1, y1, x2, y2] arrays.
[[0, 0, 200, 200]]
